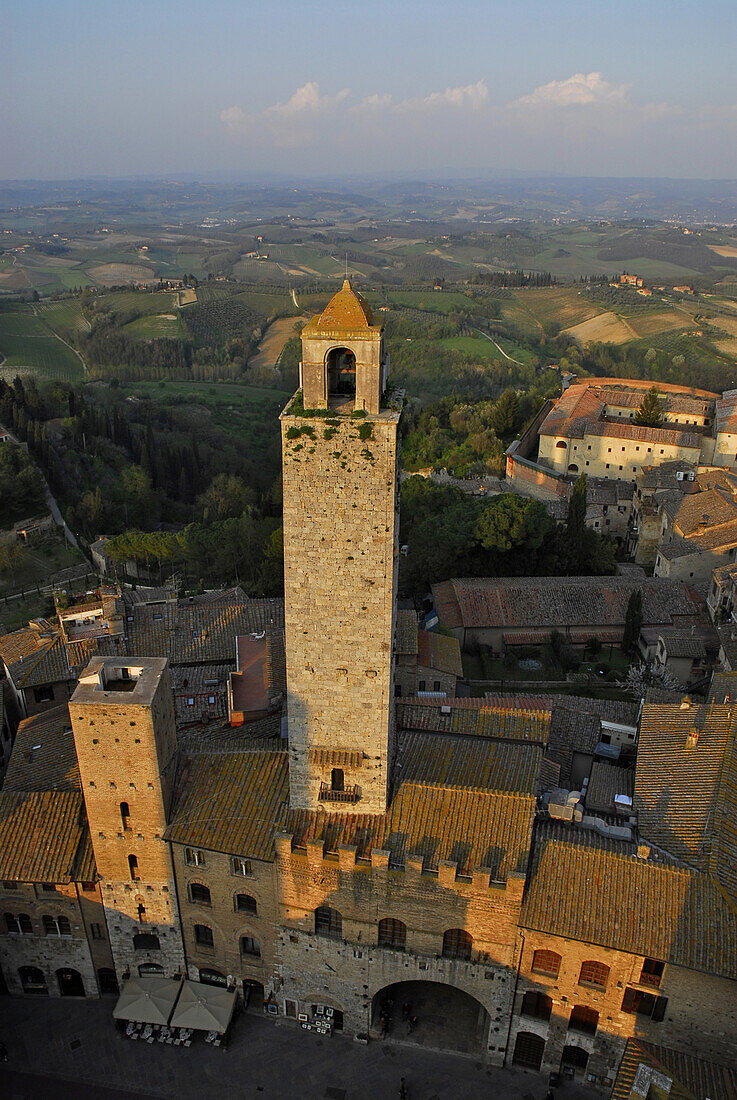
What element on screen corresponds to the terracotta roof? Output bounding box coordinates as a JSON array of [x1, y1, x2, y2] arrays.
[[716, 389, 737, 435], [397, 730, 541, 794], [176, 713, 284, 756], [171, 663, 231, 727], [164, 750, 289, 860], [585, 761, 634, 815], [658, 630, 707, 660], [307, 279, 374, 330], [288, 782, 535, 881], [416, 629, 462, 677], [635, 702, 737, 900], [0, 789, 91, 883], [396, 699, 550, 743], [4, 705, 79, 791], [581, 419, 702, 449], [395, 610, 418, 656], [668, 485, 737, 536], [433, 576, 697, 632], [521, 822, 737, 979], [611, 1038, 737, 1100]]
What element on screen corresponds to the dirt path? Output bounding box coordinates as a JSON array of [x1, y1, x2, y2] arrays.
[[32, 304, 88, 374], [249, 316, 302, 370], [473, 327, 525, 365]]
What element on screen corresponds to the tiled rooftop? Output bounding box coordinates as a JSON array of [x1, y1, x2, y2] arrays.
[[610, 1038, 737, 1100], [3, 705, 79, 791], [585, 761, 634, 815], [395, 610, 418, 656], [521, 821, 737, 980], [416, 629, 463, 676], [0, 789, 91, 884], [397, 730, 541, 794]]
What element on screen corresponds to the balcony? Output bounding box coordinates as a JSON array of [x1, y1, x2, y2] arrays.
[[318, 784, 361, 804]]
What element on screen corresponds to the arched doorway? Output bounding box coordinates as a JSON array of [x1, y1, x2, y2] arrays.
[[98, 968, 119, 996], [19, 966, 48, 995], [561, 1044, 589, 1079], [243, 978, 265, 1012], [57, 968, 85, 997], [327, 347, 356, 400], [371, 980, 490, 1055], [513, 1030, 545, 1070]]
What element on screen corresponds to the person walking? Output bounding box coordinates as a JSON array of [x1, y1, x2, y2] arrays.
[[399, 1077, 408, 1099]]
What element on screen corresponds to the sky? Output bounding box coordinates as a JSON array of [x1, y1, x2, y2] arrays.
[[3, 0, 736, 180]]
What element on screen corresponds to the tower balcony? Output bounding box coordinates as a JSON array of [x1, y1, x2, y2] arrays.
[[318, 783, 361, 804]]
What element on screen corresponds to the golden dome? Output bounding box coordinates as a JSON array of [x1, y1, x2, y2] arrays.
[[316, 279, 373, 329]]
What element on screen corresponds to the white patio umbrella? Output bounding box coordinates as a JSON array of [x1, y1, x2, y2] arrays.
[[169, 980, 237, 1034], [113, 976, 183, 1025]]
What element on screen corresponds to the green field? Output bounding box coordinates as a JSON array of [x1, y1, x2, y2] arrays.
[[437, 335, 502, 358], [100, 290, 177, 316], [37, 298, 90, 340], [0, 305, 84, 381], [124, 313, 186, 339]]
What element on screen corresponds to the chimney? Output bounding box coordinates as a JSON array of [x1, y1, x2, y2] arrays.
[[680, 696, 692, 709], [686, 727, 700, 749]]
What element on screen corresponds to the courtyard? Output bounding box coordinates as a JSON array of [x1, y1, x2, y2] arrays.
[[0, 995, 606, 1100]]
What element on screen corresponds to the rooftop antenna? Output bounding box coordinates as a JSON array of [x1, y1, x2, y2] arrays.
[[345, 253, 348, 280]]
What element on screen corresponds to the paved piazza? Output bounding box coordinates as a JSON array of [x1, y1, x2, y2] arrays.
[[0, 997, 604, 1099]]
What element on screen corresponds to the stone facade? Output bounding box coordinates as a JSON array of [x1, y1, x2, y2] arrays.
[[69, 659, 185, 983], [509, 930, 737, 1084], [281, 400, 400, 816]]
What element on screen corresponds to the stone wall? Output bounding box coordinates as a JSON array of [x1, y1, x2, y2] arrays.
[[281, 409, 400, 814]]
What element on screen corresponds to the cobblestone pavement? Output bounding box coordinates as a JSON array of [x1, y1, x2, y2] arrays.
[[0, 997, 606, 1100]]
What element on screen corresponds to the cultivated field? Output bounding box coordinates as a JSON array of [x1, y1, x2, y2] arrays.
[[248, 317, 302, 371], [510, 287, 601, 329], [124, 313, 185, 339], [88, 262, 156, 285], [0, 305, 84, 382], [564, 311, 636, 345]]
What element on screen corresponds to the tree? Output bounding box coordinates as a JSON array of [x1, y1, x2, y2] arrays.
[[622, 588, 643, 655], [475, 494, 551, 555], [565, 474, 588, 563], [634, 387, 664, 428], [490, 389, 520, 438]]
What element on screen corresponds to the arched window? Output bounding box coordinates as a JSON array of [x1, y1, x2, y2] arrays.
[[188, 883, 211, 906], [18, 912, 32, 934], [377, 917, 406, 950], [327, 347, 356, 399], [4, 912, 32, 934], [43, 914, 71, 936], [19, 966, 48, 994], [579, 960, 610, 989], [567, 463, 579, 473], [315, 906, 342, 940], [194, 924, 214, 948], [240, 935, 261, 957], [139, 962, 163, 976], [235, 893, 258, 915], [568, 1005, 599, 1035], [128, 854, 139, 881], [442, 928, 472, 960], [133, 932, 160, 951], [120, 802, 131, 830], [521, 990, 552, 1020], [556, 440, 568, 449], [512, 1031, 545, 1070], [531, 949, 561, 978]]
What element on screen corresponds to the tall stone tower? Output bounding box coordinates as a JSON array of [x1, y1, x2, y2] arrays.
[[69, 658, 185, 981], [282, 281, 400, 814]]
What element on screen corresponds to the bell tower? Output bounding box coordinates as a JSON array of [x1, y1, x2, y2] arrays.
[[281, 281, 399, 814]]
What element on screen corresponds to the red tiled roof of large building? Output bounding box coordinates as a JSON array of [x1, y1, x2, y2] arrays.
[[416, 628, 463, 677], [611, 1038, 737, 1100]]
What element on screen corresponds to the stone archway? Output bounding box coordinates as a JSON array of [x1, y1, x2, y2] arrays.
[[326, 346, 356, 399], [57, 968, 85, 997], [371, 979, 490, 1055]]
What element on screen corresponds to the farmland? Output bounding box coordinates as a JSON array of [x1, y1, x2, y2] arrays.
[[0, 304, 84, 382]]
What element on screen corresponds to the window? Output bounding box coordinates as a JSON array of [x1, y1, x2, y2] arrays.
[[640, 958, 664, 987], [120, 801, 131, 830], [378, 917, 406, 950], [185, 848, 205, 867], [442, 928, 472, 960], [133, 932, 160, 951], [194, 924, 214, 948], [315, 906, 342, 940], [2, 882, 17, 891], [521, 991, 552, 1021], [240, 935, 261, 957], [235, 894, 258, 915], [189, 883, 211, 906], [579, 961, 610, 989], [394, 683, 402, 697], [330, 768, 344, 793], [90, 922, 104, 940], [81, 882, 96, 893], [138, 962, 163, 976], [621, 988, 668, 1020], [433, 680, 441, 692], [569, 1005, 599, 1035], [230, 857, 252, 877], [33, 685, 54, 703], [556, 441, 568, 449], [418, 680, 426, 692], [41, 884, 56, 893], [128, 854, 139, 881], [531, 949, 561, 978], [19, 966, 48, 994], [5, 912, 32, 934], [43, 914, 71, 937], [513, 1031, 545, 1070]]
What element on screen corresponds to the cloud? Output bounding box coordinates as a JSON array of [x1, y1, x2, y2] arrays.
[[398, 80, 490, 112], [221, 82, 350, 146], [512, 71, 630, 108]]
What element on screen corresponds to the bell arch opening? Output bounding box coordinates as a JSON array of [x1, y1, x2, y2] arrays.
[[326, 347, 356, 401], [370, 979, 490, 1055]]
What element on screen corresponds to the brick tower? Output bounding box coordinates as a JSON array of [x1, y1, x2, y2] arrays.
[[281, 281, 400, 813], [69, 658, 185, 981]]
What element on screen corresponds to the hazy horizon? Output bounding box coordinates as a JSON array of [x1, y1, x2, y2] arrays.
[[4, 0, 737, 181]]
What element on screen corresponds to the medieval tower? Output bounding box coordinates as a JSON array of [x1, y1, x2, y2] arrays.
[[69, 658, 185, 981], [281, 280, 400, 814]]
